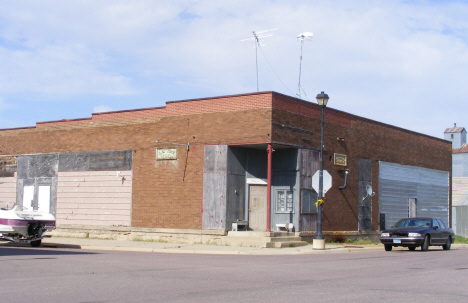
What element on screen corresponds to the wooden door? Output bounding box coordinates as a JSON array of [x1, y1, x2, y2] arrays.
[[249, 185, 267, 231]]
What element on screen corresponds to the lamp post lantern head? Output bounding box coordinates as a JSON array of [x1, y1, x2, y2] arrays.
[[316, 91, 329, 108]]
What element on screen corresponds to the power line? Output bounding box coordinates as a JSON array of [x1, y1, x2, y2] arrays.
[[258, 47, 295, 96]]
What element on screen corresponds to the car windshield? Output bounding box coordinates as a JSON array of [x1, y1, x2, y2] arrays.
[[393, 219, 431, 228]]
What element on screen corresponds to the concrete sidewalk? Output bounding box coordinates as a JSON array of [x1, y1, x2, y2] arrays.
[[3, 237, 467, 255]]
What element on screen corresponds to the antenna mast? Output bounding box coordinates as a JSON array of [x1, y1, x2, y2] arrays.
[[242, 28, 278, 92], [296, 32, 313, 99]]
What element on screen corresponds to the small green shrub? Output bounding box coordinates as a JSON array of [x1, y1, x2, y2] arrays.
[[344, 238, 377, 245], [454, 235, 468, 244]]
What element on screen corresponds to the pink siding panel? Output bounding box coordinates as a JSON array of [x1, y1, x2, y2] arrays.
[[57, 171, 132, 227], [0, 176, 17, 205]]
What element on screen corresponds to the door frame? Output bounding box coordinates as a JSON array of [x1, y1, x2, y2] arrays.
[[248, 184, 267, 231]]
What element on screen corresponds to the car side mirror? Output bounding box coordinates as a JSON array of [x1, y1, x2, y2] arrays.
[[433, 226, 439, 230]]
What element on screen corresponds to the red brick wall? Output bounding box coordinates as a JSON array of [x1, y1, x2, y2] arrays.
[[271, 93, 451, 231], [0, 106, 272, 229], [0, 91, 451, 231], [35, 92, 273, 128]]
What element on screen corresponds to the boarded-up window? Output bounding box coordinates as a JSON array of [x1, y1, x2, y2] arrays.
[[301, 189, 317, 214]]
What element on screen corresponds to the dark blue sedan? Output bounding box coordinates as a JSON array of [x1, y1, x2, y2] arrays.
[[380, 217, 454, 251]]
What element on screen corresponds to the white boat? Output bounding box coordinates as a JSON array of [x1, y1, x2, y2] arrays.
[[0, 202, 56, 247]]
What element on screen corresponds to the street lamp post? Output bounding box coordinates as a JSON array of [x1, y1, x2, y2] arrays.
[[313, 91, 329, 250]]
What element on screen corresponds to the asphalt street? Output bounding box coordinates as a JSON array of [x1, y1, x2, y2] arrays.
[[1, 246, 467, 303]]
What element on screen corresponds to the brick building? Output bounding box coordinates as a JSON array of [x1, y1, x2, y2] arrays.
[[0, 91, 452, 239]]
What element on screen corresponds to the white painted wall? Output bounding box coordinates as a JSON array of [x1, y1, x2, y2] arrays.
[[56, 171, 132, 226]]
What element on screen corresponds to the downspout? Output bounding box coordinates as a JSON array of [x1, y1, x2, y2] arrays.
[[338, 169, 350, 190], [267, 143, 273, 232]]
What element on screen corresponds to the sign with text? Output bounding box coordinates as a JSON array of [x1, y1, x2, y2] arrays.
[[334, 153, 347, 166], [156, 148, 177, 160]]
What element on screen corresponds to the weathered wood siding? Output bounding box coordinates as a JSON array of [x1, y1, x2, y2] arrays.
[[299, 149, 320, 231], [56, 171, 132, 226], [358, 158, 372, 231], [202, 145, 228, 230]]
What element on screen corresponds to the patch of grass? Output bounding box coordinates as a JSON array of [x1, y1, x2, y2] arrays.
[[289, 243, 296, 248], [344, 238, 378, 245], [132, 236, 168, 243], [454, 235, 468, 244], [203, 240, 229, 246], [85, 232, 89, 238]]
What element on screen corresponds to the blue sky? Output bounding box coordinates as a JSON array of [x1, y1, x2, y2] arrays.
[[1, 0, 467, 138]]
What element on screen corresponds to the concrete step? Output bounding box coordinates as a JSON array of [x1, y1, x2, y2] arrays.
[[227, 231, 297, 238], [227, 231, 273, 237], [269, 236, 303, 242], [224, 231, 306, 247]]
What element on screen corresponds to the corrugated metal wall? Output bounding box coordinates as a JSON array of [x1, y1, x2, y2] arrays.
[[379, 161, 449, 229], [453, 177, 468, 206], [453, 153, 468, 177], [453, 177, 468, 235], [454, 205, 468, 236]]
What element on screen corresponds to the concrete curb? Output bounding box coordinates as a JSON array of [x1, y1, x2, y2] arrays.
[[4, 238, 467, 255]]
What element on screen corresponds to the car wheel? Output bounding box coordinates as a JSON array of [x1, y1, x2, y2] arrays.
[[408, 247, 416, 251], [421, 235, 429, 251], [30, 240, 41, 247], [384, 245, 393, 251], [443, 237, 451, 250]]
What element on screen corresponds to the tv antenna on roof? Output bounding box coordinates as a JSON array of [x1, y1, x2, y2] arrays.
[[241, 28, 278, 92], [296, 32, 313, 99]]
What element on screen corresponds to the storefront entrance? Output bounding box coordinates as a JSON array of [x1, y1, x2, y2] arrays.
[[249, 185, 267, 231]]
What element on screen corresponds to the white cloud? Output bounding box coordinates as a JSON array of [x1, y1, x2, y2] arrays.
[[93, 105, 113, 113], [0, 0, 467, 137], [0, 44, 136, 97]]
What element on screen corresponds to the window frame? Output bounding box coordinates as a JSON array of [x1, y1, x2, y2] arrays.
[[301, 189, 318, 214], [275, 188, 294, 214]]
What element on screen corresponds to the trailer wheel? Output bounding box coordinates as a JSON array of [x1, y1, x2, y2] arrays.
[[30, 240, 41, 247]]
